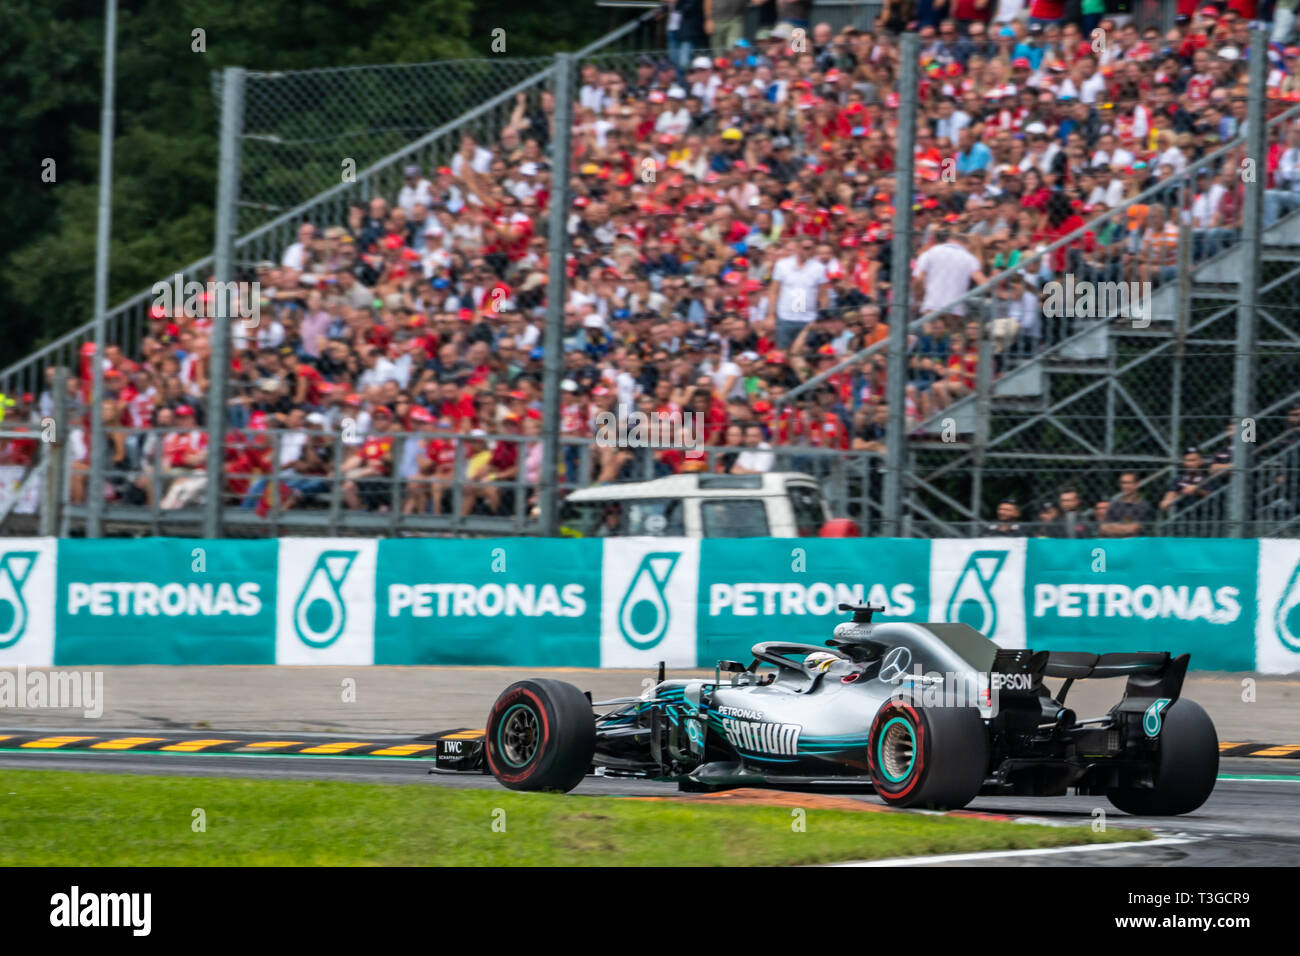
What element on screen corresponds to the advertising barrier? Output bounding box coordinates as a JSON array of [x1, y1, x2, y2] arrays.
[[0, 537, 1295, 673]]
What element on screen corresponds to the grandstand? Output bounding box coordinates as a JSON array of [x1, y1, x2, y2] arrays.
[[2, 1, 1298, 540]]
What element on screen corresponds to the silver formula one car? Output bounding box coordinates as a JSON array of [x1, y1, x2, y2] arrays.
[[434, 603, 1219, 815]]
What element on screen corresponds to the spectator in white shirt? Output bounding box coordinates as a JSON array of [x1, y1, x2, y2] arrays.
[[578, 62, 606, 114], [614, 352, 642, 409], [507, 162, 541, 201], [732, 423, 775, 474], [356, 346, 401, 392], [992, 0, 1024, 23], [1155, 131, 1188, 176], [1019, 124, 1061, 176], [705, 344, 744, 401], [1190, 169, 1234, 260], [1091, 134, 1134, 171], [397, 165, 434, 216], [255, 315, 286, 349], [934, 99, 970, 144], [1086, 168, 1125, 209], [655, 94, 692, 138], [450, 133, 493, 177], [280, 222, 315, 270], [1006, 275, 1041, 357], [769, 238, 829, 349], [913, 230, 988, 319], [1057, 59, 1106, 105]]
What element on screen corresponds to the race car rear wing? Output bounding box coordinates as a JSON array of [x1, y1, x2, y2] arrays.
[[1041, 651, 1191, 709], [1042, 651, 1171, 680]]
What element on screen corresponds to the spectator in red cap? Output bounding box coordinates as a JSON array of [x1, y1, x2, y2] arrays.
[[159, 405, 209, 510]]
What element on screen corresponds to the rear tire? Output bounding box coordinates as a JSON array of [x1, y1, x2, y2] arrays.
[[867, 698, 989, 810], [1107, 699, 1218, 816], [485, 679, 596, 793]]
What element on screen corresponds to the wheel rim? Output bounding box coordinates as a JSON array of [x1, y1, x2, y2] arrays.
[[498, 703, 540, 768], [878, 716, 916, 783]]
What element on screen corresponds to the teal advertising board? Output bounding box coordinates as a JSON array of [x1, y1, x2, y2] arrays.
[[0, 537, 1292, 673], [1022, 538, 1256, 671], [375, 538, 602, 667], [54, 538, 276, 665]]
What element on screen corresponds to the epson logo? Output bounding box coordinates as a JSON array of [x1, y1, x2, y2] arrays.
[[991, 672, 1035, 691]]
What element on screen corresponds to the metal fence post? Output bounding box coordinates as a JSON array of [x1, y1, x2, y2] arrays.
[[451, 439, 467, 531], [972, 295, 995, 531], [882, 32, 919, 538], [149, 431, 162, 535], [540, 54, 574, 537], [1230, 26, 1268, 537], [328, 433, 345, 534], [204, 66, 246, 539], [389, 433, 405, 534], [87, 0, 118, 539], [41, 367, 69, 537], [269, 429, 282, 528], [1171, 176, 1192, 460]]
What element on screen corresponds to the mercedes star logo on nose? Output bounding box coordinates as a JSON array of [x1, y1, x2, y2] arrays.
[[878, 645, 912, 683]]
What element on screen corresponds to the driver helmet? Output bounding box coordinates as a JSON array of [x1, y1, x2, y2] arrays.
[[804, 651, 841, 672]]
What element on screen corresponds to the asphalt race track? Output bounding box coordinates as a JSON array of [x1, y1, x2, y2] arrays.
[[1, 666, 1297, 866]]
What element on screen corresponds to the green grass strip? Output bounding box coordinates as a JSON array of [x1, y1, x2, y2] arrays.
[[0, 768, 1147, 866]]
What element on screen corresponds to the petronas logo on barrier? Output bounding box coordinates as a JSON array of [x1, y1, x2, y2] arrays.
[[945, 550, 1008, 637], [0, 552, 37, 650], [1274, 559, 1300, 653], [293, 550, 358, 648], [618, 552, 680, 650]]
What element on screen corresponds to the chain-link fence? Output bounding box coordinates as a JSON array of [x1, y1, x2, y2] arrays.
[[214, 6, 666, 235], [218, 57, 558, 233], [0, 7, 664, 412]]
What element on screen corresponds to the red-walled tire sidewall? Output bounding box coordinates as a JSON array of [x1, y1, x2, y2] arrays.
[[868, 697, 988, 810], [485, 679, 595, 793]]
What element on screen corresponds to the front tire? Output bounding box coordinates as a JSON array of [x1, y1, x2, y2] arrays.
[[485, 679, 596, 793], [1108, 699, 1218, 816], [867, 698, 989, 810]]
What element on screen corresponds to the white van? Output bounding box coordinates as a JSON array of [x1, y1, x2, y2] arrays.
[[558, 472, 834, 538]]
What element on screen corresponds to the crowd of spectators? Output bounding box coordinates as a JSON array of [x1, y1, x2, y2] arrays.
[[982, 457, 1216, 538], [978, 404, 1300, 536], [19, 2, 1300, 521]]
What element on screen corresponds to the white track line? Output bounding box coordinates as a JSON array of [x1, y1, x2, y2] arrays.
[[828, 835, 1198, 866]]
